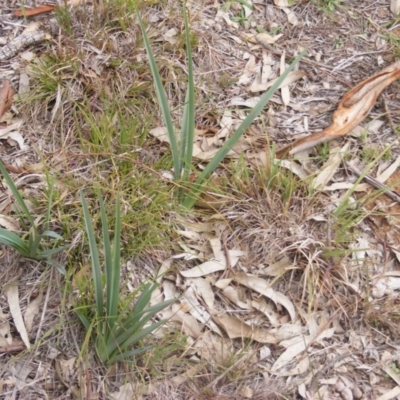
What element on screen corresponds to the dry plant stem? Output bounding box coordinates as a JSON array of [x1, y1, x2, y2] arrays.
[[344, 162, 400, 204], [35, 269, 53, 344], [276, 60, 400, 158], [206, 352, 250, 388]]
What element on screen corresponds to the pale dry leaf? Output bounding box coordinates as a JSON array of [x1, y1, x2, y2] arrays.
[[215, 9, 240, 29], [0, 306, 12, 346], [280, 53, 290, 106], [231, 96, 261, 109], [270, 324, 305, 341], [247, 71, 305, 93], [181, 287, 222, 335], [311, 142, 350, 189], [261, 51, 273, 84], [375, 386, 400, 400], [176, 229, 202, 240], [149, 126, 170, 143], [0, 215, 20, 231], [255, 32, 283, 45], [279, 355, 310, 377], [274, 0, 291, 6], [23, 293, 42, 334], [22, 22, 42, 33], [238, 55, 257, 86], [209, 237, 222, 259], [251, 299, 280, 327], [8, 363, 33, 391], [349, 119, 384, 138], [109, 383, 136, 400], [275, 159, 308, 179], [261, 256, 292, 276], [243, 0, 253, 18], [222, 286, 252, 310], [180, 260, 226, 278], [0, 120, 23, 137], [271, 328, 334, 371], [150, 258, 173, 306], [163, 28, 178, 45], [51, 85, 63, 124], [214, 316, 278, 344], [376, 154, 400, 183], [282, 7, 298, 26], [323, 181, 369, 192], [191, 278, 215, 310], [239, 387, 254, 398], [391, 0, 400, 15], [19, 73, 30, 97], [66, 0, 91, 5], [371, 276, 400, 298], [57, 357, 77, 386], [214, 278, 232, 289], [233, 273, 296, 321], [162, 279, 179, 301], [6, 286, 30, 349], [217, 110, 233, 140], [170, 365, 199, 387], [194, 331, 233, 364], [160, 304, 202, 338]]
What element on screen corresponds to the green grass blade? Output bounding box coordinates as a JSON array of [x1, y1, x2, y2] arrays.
[[113, 345, 154, 363], [107, 298, 176, 355], [44, 180, 54, 232], [121, 298, 176, 336], [116, 319, 167, 351], [137, 12, 181, 180], [107, 193, 121, 331], [38, 244, 69, 258], [28, 231, 42, 258], [182, 51, 305, 209], [80, 190, 104, 319], [0, 161, 35, 227], [132, 283, 154, 314], [179, 4, 195, 189], [0, 228, 29, 254], [76, 310, 91, 331], [98, 192, 112, 322], [41, 230, 64, 240]]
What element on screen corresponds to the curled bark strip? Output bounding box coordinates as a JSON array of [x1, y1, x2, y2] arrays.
[[276, 60, 400, 158]]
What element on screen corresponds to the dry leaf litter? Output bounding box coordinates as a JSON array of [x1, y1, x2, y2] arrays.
[[1, 0, 400, 399]]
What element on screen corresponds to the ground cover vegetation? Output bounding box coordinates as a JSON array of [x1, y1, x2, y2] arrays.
[[1, 0, 400, 399]]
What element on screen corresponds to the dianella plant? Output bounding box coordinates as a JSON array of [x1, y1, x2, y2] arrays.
[[78, 190, 176, 365], [0, 161, 66, 273], [138, 4, 304, 208]]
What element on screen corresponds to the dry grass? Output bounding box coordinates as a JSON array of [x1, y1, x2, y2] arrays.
[[1, 0, 400, 399]]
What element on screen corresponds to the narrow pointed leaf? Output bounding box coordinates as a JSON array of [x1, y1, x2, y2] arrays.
[[137, 12, 181, 179], [108, 193, 121, 331], [180, 5, 195, 188], [113, 345, 154, 363], [0, 161, 35, 227], [80, 190, 103, 318]]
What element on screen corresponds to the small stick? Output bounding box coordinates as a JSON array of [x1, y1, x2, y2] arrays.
[[345, 161, 400, 204]]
